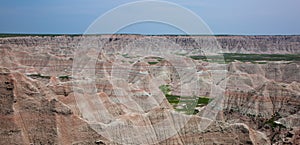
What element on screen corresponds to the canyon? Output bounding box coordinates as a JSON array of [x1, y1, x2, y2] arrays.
[[0, 35, 299, 144]]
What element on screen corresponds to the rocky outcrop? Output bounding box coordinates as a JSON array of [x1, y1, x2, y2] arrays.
[[0, 66, 275, 144], [0, 68, 108, 144], [0, 35, 300, 56]]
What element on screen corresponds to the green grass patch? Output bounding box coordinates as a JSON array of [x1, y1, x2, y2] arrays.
[[59, 75, 71, 79], [165, 94, 180, 104], [197, 97, 210, 105], [189, 53, 300, 64], [223, 53, 300, 62], [159, 85, 211, 115], [159, 85, 171, 95], [122, 54, 130, 58], [148, 61, 159, 65], [27, 73, 51, 79], [189, 55, 208, 60], [146, 57, 164, 62]]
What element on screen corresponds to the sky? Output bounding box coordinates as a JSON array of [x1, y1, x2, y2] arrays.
[[0, 0, 299, 35]]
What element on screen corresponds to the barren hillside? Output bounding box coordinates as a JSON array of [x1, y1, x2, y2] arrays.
[[0, 35, 299, 144]]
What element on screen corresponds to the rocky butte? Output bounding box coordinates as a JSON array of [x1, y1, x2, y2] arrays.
[[0, 34, 299, 144]]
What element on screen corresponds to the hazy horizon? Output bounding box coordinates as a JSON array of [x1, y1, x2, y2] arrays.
[[1, 33, 300, 36]]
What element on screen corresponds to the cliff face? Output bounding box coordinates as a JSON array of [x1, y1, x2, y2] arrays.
[[0, 35, 299, 144], [0, 68, 107, 144], [215, 35, 300, 54], [0, 35, 300, 55]]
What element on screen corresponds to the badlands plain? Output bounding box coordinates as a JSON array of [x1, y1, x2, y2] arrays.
[[0, 35, 299, 144]]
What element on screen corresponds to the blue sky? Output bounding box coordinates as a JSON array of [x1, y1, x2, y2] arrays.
[[0, 0, 299, 35]]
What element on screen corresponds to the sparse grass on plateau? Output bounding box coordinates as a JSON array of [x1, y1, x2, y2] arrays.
[[189, 53, 300, 63], [159, 85, 212, 115]]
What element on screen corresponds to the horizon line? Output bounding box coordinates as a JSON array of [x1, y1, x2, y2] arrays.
[[1, 33, 300, 37]]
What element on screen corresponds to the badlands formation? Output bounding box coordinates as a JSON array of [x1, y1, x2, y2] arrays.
[[0, 35, 299, 144]]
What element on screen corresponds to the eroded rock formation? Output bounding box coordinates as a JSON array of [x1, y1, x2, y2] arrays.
[[0, 35, 299, 144]]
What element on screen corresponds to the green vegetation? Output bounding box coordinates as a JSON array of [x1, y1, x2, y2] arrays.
[[148, 61, 159, 65], [197, 97, 210, 105], [58, 75, 71, 79], [146, 56, 164, 62], [264, 112, 286, 129], [223, 53, 300, 62], [27, 73, 51, 79], [165, 94, 180, 104], [189, 55, 208, 60], [159, 85, 171, 95], [189, 53, 300, 64], [27, 74, 72, 80], [155, 57, 164, 62], [264, 119, 285, 129], [121, 53, 141, 59], [122, 54, 130, 58], [159, 85, 211, 115], [146, 57, 164, 65]]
